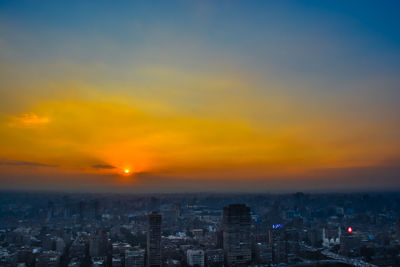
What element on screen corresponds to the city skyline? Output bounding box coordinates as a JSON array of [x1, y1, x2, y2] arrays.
[[1, 191, 399, 266], [1, 1, 400, 192]]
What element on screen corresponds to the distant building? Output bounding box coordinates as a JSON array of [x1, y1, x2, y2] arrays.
[[396, 219, 400, 240], [147, 212, 162, 267], [192, 229, 203, 240], [67, 258, 80, 267], [112, 242, 132, 257], [322, 226, 341, 247], [55, 238, 65, 253], [160, 204, 179, 224], [340, 231, 360, 256], [112, 256, 122, 267], [307, 228, 322, 247], [0, 250, 17, 267], [205, 249, 224, 266], [187, 249, 205, 267], [222, 204, 251, 266], [255, 243, 273, 265], [125, 249, 145, 267], [90, 231, 108, 257], [70, 237, 86, 259], [42, 234, 55, 251], [92, 257, 106, 267], [36, 251, 61, 267], [269, 226, 286, 264]]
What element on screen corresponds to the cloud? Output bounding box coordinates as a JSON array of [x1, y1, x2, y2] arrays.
[[0, 159, 57, 167], [92, 164, 116, 169], [9, 113, 50, 127]]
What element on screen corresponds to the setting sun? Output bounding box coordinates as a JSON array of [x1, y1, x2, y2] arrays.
[[124, 169, 130, 174]]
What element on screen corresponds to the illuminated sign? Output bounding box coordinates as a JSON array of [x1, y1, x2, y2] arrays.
[[347, 227, 353, 233], [272, 224, 283, 229]]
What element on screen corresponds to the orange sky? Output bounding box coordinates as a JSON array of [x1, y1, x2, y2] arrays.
[[1, 1, 400, 192]]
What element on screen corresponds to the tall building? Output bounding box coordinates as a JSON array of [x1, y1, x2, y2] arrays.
[[269, 226, 286, 264], [186, 249, 204, 267], [222, 204, 251, 266], [146, 212, 162, 267]]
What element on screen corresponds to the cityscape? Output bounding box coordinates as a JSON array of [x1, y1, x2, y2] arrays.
[[1, 1, 400, 266], [1, 192, 400, 266]]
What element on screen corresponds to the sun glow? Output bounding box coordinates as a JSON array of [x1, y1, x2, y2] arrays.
[[124, 169, 130, 174]]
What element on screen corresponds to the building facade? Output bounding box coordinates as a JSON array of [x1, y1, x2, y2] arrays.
[[222, 204, 251, 266], [146, 212, 162, 267], [187, 249, 204, 267]]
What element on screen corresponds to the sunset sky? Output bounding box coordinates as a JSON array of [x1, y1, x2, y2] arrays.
[[1, 1, 400, 192]]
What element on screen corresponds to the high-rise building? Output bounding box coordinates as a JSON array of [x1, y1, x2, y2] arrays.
[[146, 212, 162, 267], [186, 249, 204, 267], [269, 226, 286, 264], [222, 204, 251, 266]]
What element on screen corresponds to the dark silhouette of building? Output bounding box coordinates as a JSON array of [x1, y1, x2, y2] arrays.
[[222, 204, 251, 266], [147, 212, 162, 267]]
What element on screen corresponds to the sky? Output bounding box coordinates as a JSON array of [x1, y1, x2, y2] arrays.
[[1, 1, 400, 192]]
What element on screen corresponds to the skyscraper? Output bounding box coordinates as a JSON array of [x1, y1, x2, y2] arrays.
[[146, 212, 162, 267], [222, 204, 251, 266]]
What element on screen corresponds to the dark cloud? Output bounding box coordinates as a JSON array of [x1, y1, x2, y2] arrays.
[[0, 159, 57, 167], [92, 164, 115, 169]]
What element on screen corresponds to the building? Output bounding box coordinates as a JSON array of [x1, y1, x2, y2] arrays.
[[89, 231, 108, 257], [36, 251, 61, 267], [192, 229, 204, 240], [206, 249, 224, 266], [340, 230, 360, 256], [92, 257, 106, 267], [222, 204, 251, 266], [111, 256, 122, 267], [186, 249, 204, 267], [125, 249, 145, 267], [55, 238, 65, 253], [147, 212, 162, 267], [322, 226, 341, 247], [255, 243, 273, 265], [1, 249, 17, 267], [269, 226, 291, 264]]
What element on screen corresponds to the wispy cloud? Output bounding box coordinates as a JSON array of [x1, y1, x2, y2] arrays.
[[92, 164, 115, 169], [9, 113, 50, 127], [0, 159, 57, 167]]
